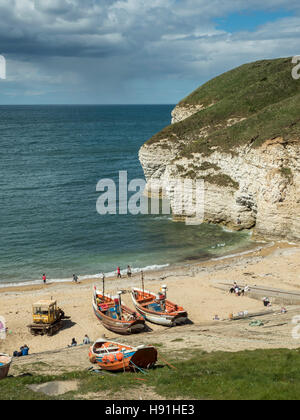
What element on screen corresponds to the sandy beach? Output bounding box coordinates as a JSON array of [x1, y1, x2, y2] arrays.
[[1, 241, 300, 359]]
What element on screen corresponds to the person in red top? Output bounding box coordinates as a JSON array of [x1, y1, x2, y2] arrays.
[[42, 274, 47, 284], [117, 267, 122, 279]]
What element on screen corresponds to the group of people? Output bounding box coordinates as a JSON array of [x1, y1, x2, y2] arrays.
[[41, 265, 134, 285], [68, 335, 91, 348], [117, 266, 132, 279], [13, 345, 29, 358], [42, 273, 80, 284], [229, 282, 250, 297]]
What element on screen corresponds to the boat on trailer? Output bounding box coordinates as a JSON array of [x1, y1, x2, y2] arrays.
[[93, 287, 146, 335], [0, 354, 12, 380], [89, 339, 157, 372], [131, 285, 188, 327]]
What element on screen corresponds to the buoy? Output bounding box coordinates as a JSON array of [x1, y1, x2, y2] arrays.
[[108, 354, 115, 363], [116, 352, 123, 361]]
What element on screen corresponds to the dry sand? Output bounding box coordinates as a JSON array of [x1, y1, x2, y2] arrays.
[[1, 241, 300, 359]]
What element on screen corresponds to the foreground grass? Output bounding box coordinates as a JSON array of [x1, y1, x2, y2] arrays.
[[2, 348, 300, 400]]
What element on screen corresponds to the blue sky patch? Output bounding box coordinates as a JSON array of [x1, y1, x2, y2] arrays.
[[214, 9, 294, 33]]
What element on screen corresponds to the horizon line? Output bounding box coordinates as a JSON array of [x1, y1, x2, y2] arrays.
[[0, 103, 176, 106]]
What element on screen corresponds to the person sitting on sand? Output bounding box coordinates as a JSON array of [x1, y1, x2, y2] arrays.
[[83, 335, 91, 345], [241, 285, 250, 296], [230, 282, 237, 294], [235, 286, 241, 296], [263, 297, 271, 307], [70, 338, 77, 347], [22, 345, 29, 356]]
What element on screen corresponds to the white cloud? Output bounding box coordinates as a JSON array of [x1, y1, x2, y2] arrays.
[[0, 0, 299, 103]]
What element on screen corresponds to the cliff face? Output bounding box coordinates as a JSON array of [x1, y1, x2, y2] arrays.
[[139, 58, 300, 241]]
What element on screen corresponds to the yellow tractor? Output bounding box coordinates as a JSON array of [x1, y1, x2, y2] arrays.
[[28, 300, 65, 336]]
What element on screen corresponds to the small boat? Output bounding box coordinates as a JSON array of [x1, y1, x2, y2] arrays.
[[93, 287, 146, 335], [131, 285, 188, 327], [89, 339, 157, 372], [0, 354, 12, 380]]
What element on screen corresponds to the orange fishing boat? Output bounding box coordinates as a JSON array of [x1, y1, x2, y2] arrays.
[[89, 339, 157, 372], [0, 354, 12, 380]]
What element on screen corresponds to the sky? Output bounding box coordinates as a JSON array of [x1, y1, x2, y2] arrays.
[[0, 0, 300, 104]]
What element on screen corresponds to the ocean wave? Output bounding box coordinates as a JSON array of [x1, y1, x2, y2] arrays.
[[0, 263, 170, 289]]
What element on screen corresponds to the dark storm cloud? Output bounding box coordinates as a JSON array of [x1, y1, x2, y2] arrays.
[[0, 0, 297, 59], [1, 0, 300, 104]]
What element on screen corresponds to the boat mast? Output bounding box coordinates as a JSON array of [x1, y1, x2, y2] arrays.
[[141, 271, 145, 297], [117, 291, 123, 319], [102, 273, 105, 298]]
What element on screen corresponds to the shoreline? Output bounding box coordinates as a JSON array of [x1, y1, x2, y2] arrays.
[[0, 237, 270, 294]]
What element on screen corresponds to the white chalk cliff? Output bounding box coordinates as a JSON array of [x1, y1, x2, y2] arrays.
[[139, 58, 300, 241]]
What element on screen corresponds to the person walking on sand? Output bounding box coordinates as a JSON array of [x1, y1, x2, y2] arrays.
[[117, 267, 122, 279], [73, 274, 78, 283], [42, 274, 47, 284], [127, 265, 132, 278]]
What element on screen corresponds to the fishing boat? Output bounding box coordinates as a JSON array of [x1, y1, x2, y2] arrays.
[[89, 339, 157, 372], [131, 285, 188, 327], [0, 354, 12, 380], [93, 287, 146, 335]]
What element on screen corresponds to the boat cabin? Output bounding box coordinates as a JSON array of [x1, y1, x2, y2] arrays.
[[32, 300, 58, 325]]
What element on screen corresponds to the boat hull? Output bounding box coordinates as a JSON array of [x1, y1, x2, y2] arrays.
[[0, 354, 12, 380], [92, 300, 145, 335], [131, 288, 188, 327], [89, 341, 157, 372]]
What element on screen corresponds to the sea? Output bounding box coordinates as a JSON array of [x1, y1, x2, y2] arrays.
[[0, 105, 253, 287]]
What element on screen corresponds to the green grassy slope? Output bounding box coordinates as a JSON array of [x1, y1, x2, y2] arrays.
[[2, 348, 300, 400], [147, 57, 300, 157]]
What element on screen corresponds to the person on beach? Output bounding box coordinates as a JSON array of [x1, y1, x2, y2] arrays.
[[241, 285, 250, 296], [73, 274, 78, 283], [83, 335, 91, 345], [69, 338, 77, 347], [42, 274, 47, 284], [127, 266, 132, 278], [22, 345, 29, 356], [117, 267, 122, 279], [230, 282, 237, 294]]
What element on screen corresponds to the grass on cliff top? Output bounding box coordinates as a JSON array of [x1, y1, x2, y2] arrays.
[[3, 348, 300, 400], [146, 57, 300, 157]]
